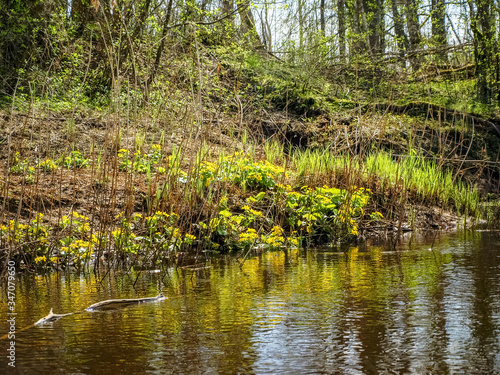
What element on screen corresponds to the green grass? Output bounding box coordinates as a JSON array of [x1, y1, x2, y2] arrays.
[[286, 146, 480, 218], [366, 151, 479, 216], [291, 148, 352, 177]]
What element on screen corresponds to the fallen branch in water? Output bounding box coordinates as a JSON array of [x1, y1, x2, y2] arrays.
[[85, 293, 165, 311], [35, 309, 74, 325], [0, 293, 166, 340]]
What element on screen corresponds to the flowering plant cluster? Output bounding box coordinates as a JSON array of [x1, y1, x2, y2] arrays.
[[0, 213, 50, 262], [111, 211, 196, 263], [64, 150, 89, 169], [9, 152, 35, 183], [280, 185, 371, 243], [0, 208, 199, 269], [1, 147, 379, 269], [59, 211, 99, 267], [197, 153, 288, 190], [194, 157, 375, 250], [9, 150, 89, 185], [117, 144, 164, 173], [201, 194, 299, 252]]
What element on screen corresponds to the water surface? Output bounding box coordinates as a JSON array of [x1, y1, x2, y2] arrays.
[[1, 231, 500, 374]]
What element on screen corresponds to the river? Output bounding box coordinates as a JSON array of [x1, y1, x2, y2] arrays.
[[1, 230, 500, 374]]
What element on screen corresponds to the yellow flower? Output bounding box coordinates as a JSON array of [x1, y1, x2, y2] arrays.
[[239, 228, 258, 243], [112, 228, 122, 237], [271, 226, 284, 235], [219, 210, 232, 218], [250, 209, 263, 217], [80, 223, 91, 232], [172, 228, 181, 239], [91, 233, 101, 243], [34, 256, 46, 263]]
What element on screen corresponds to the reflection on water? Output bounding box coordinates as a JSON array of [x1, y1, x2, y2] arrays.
[[1, 231, 500, 374]]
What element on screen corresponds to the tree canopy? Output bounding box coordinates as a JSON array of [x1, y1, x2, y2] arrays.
[[0, 0, 498, 107]]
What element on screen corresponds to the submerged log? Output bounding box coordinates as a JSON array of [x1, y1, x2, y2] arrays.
[[34, 309, 74, 325], [0, 293, 167, 340], [85, 293, 166, 311]]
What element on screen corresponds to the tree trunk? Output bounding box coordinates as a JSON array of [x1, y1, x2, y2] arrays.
[[391, 0, 409, 60], [222, 0, 234, 20], [221, 0, 235, 40], [298, 0, 305, 51], [366, 0, 385, 55], [405, 0, 421, 69], [237, 1, 264, 50], [431, 0, 447, 60], [119, 0, 152, 78], [338, 0, 346, 61], [146, 0, 174, 95], [320, 0, 326, 38], [70, 0, 99, 36], [261, 1, 272, 49], [469, 0, 494, 102], [351, 0, 366, 54]]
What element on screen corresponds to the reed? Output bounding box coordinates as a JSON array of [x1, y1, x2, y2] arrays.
[[287, 146, 480, 219], [365, 151, 479, 216]]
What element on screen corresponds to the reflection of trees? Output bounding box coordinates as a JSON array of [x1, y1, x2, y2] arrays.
[[466, 232, 500, 370], [2, 233, 500, 373]]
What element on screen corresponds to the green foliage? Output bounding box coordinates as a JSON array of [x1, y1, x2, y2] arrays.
[[117, 144, 163, 173], [59, 211, 95, 267], [64, 151, 89, 169], [201, 178, 371, 251], [38, 159, 58, 172], [213, 45, 332, 117], [279, 184, 369, 243], [197, 152, 288, 191], [1, 135, 486, 272], [141, 211, 186, 253], [389, 79, 497, 117], [0, 214, 50, 264], [9, 152, 35, 183]]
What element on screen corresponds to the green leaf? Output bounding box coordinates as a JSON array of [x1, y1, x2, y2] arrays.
[[219, 210, 232, 218]]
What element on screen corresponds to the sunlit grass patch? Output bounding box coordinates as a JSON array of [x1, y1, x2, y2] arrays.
[[366, 151, 479, 216]]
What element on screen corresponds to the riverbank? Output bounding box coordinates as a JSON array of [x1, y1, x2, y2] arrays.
[[0, 106, 497, 273]]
